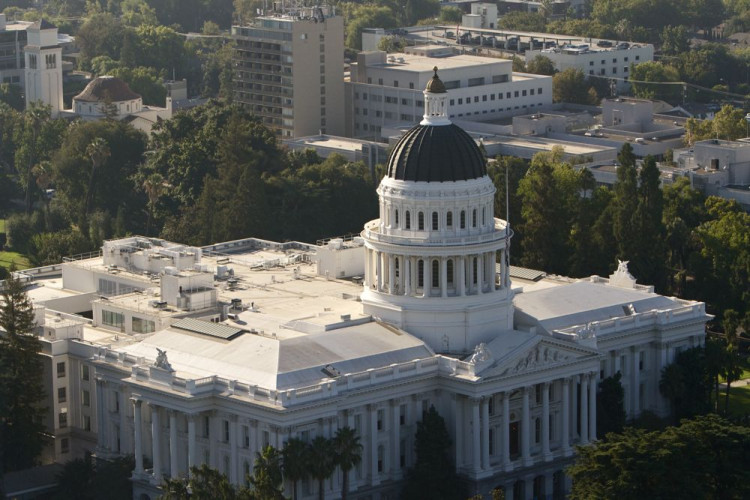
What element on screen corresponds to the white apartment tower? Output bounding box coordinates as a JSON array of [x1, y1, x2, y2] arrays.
[[24, 19, 63, 116], [232, 6, 344, 138], [361, 69, 514, 353]]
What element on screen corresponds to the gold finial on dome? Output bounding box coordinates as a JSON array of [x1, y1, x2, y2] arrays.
[[425, 66, 446, 94]]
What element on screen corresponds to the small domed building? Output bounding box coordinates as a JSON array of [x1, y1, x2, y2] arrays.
[[72, 75, 143, 118]]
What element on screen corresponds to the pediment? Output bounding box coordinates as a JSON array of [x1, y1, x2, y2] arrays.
[[476, 334, 597, 379]]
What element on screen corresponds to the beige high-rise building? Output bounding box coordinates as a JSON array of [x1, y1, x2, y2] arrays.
[[232, 7, 344, 138]]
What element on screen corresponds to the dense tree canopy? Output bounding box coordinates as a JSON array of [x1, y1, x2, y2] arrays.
[[568, 415, 750, 500]]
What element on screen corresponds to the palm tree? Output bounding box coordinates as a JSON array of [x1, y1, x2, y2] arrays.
[[84, 137, 110, 218], [333, 426, 362, 500], [32, 160, 53, 220], [249, 445, 285, 500], [141, 172, 165, 236], [282, 437, 309, 500], [307, 436, 336, 500], [23, 104, 49, 213]]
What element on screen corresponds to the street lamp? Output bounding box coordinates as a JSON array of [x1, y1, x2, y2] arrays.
[[745, 112, 750, 139]]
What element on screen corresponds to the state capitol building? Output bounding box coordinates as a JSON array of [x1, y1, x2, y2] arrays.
[[14, 71, 709, 500]]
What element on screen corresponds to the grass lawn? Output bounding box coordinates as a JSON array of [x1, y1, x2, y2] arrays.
[[0, 251, 32, 270], [725, 382, 750, 416]]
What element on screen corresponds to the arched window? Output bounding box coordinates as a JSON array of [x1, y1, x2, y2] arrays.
[[405, 211, 411, 229], [447, 212, 453, 227], [418, 212, 425, 230], [472, 209, 477, 228], [432, 260, 439, 288], [432, 212, 439, 230], [395, 209, 399, 226], [460, 210, 466, 229], [418, 260, 424, 287], [447, 259, 454, 286]]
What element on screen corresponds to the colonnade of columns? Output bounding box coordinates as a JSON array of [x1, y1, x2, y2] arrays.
[[365, 248, 509, 297], [458, 373, 598, 475]]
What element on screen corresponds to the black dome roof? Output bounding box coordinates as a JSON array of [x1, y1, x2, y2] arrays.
[[386, 124, 487, 182]]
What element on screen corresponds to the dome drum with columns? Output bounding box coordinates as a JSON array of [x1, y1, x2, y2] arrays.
[[361, 68, 513, 354]]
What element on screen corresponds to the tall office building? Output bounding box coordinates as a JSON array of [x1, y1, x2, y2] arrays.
[[232, 6, 344, 138]]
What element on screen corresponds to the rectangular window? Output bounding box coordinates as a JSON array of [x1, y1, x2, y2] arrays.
[[458, 98, 463, 105], [409, 82, 414, 89], [377, 409, 384, 431], [57, 362, 66, 378], [468, 77, 485, 86], [223, 420, 230, 442], [83, 390, 90, 407], [394, 80, 398, 87], [506, 92, 511, 99], [514, 91, 519, 98], [449, 99, 455, 106], [132, 317, 155, 334], [84, 415, 91, 431], [58, 387, 66, 403], [101, 310, 124, 329], [538, 88, 543, 94], [490, 94, 495, 100], [474, 96, 479, 103], [59, 412, 68, 429], [204, 416, 210, 438], [522, 90, 527, 96]]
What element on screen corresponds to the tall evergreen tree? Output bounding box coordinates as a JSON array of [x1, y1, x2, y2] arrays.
[[596, 372, 626, 437], [631, 156, 667, 290], [612, 144, 639, 272], [402, 406, 462, 500], [0, 268, 46, 472]]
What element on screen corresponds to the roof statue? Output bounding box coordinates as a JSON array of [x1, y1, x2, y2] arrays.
[[154, 348, 174, 372], [609, 259, 638, 289], [469, 342, 492, 364]]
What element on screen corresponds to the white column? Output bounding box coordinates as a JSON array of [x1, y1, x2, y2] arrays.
[[376, 251, 382, 292], [404, 257, 412, 296], [391, 401, 400, 477], [119, 389, 128, 453], [370, 405, 379, 485], [169, 411, 178, 478], [632, 347, 640, 416], [424, 258, 432, 297], [95, 378, 106, 451], [471, 398, 481, 472], [187, 415, 197, 475], [580, 375, 589, 445], [589, 372, 597, 441], [365, 249, 372, 288], [441, 257, 448, 297], [132, 399, 143, 473], [521, 388, 531, 466], [388, 254, 395, 294], [458, 256, 466, 296], [477, 254, 484, 295], [562, 378, 571, 456], [542, 382, 551, 461], [230, 416, 239, 484], [481, 397, 490, 470], [151, 404, 162, 480], [502, 392, 512, 471]]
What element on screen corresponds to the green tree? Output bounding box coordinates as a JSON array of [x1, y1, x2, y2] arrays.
[[0, 83, 23, 110], [281, 438, 308, 500], [249, 445, 285, 500], [659, 346, 711, 421], [0, 267, 46, 472], [333, 426, 363, 500], [629, 61, 682, 101], [120, 0, 158, 26], [345, 6, 398, 50], [160, 464, 242, 500], [405, 0, 440, 25], [685, 105, 748, 145], [110, 66, 167, 107], [597, 372, 626, 436], [307, 436, 336, 500], [568, 414, 750, 499], [438, 6, 462, 23], [84, 137, 111, 219], [140, 172, 165, 237], [525, 55, 556, 75], [377, 35, 406, 53], [52, 120, 147, 233], [75, 12, 125, 69], [552, 68, 598, 104], [631, 156, 667, 290], [402, 406, 462, 500], [19, 104, 51, 213], [498, 11, 546, 32], [660, 25, 690, 56]]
